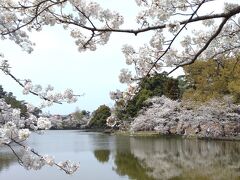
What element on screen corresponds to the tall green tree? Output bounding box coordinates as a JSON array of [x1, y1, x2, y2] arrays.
[[89, 105, 111, 128], [183, 56, 240, 103]]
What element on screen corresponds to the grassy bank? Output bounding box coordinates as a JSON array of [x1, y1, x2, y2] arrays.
[[112, 130, 240, 141]]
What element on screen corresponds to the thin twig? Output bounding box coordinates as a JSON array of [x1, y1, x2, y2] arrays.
[[4, 142, 24, 165]]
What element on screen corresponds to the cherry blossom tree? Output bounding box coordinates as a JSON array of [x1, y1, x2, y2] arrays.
[[0, 0, 240, 173]]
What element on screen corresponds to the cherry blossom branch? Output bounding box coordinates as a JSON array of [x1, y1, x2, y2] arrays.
[[0, 61, 81, 106], [5, 71, 62, 104], [3, 0, 239, 36], [0, 0, 67, 36], [11, 139, 79, 174], [145, 0, 206, 76], [4, 142, 24, 165], [209, 45, 240, 60], [0, 100, 80, 174], [168, 13, 233, 75], [54, 6, 240, 35]]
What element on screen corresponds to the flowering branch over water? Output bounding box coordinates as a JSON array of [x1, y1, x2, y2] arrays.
[[0, 98, 79, 174], [8, 139, 79, 174]]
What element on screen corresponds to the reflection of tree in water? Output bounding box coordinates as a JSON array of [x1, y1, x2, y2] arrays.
[[0, 151, 17, 172], [128, 137, 240, 180], [94, 149, 110, 163], [114, 151, 155, 180], [113, 136, 155, 180]]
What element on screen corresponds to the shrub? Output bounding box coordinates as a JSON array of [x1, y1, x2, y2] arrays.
[[89, 105, 111, 128]]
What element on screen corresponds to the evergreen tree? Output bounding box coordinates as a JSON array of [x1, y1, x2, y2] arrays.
[[183, 56, 240, 103]]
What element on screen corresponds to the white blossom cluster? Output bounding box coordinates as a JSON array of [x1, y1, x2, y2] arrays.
[[57, 160, 80, 174], [135, 0, 191, 27], [130, 96, 240, 138], [0, 98, 52, 145], [109, 84, 138, 105], [109, 89, 123, 101], [36, 117, 51, 130], [0, 0, 34, 53], [122, 43, 164, 78], [22, 80, 78, 107], [130, 96, 180, 131], [0, 122, 30, 145], [0, 0, 124, 53], [0, 98, 79, 174], [106, 115, 117, 127], [21, 149, 79, 174], [118, 69, 133, 84]]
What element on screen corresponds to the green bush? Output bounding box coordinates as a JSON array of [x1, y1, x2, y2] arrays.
[[89, 105, 111, 128]]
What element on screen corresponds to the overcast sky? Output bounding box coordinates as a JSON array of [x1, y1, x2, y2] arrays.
[[0, 0, 238, 114]]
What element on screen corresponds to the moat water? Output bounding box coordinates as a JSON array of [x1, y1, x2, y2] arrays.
[[0, 130, 239, 180]]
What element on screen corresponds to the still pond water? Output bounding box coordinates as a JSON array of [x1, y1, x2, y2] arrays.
[[0, 130, 239, 180]]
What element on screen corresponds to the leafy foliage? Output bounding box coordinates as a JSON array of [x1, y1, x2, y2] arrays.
[[176, 75, 188, 98], [183, 56, 240, 103], [116, 74, 180, 120], [89, 105, 111, 128], [0, 85, 28, 117]]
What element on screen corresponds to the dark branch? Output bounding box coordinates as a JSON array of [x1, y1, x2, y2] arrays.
[[168, 14, 232, 75], [55, 6, 240, 35], [4, 142, 24, 165]]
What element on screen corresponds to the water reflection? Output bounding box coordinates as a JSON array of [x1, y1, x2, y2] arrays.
[[112, 136, 240, 180], [0, 131, 239, 180], [114, 152, 155, 180], [0, 149, 17, 172], [94, 150, 110, 163]]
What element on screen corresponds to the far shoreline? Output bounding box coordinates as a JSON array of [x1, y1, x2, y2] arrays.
[[48, 128, 240, 141]]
